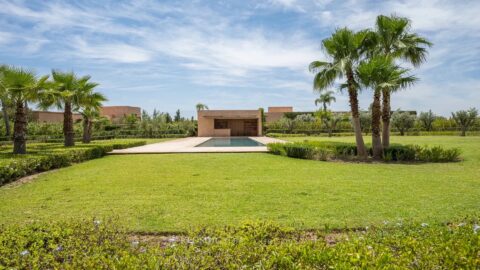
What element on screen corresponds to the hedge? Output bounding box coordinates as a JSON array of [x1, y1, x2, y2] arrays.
[[268, 141, 462, 162], [0, 140, 147, 186], [0, 218, 478, 268]]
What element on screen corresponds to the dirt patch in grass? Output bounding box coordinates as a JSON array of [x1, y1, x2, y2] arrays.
[[1, 170, 58, 189]]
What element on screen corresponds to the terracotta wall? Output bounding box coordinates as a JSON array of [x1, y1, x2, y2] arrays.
[[31, 111, 83, 123], [265, 106, 293, 122], [31, 106, 142, 124], [100, 106, 141, 123]]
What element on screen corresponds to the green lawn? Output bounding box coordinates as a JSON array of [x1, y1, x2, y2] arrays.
[[0, 136, 479, 232]]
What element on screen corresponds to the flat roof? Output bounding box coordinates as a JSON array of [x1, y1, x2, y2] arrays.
[[198, 110, 260, 119]]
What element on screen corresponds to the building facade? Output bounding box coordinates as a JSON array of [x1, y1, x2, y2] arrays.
[[197, 110, 262, 137], [31, 106, 141, 124], [100, 106, 141, 123], [30, 111, 83, 123], [265, 106, 293, 123]]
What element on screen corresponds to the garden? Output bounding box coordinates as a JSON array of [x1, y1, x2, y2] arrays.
[[1, 13, 480, 269]]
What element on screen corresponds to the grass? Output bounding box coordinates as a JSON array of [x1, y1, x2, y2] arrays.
[[0, 136, 479, 232]]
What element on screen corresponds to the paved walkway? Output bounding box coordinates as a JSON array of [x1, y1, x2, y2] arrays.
[[110, 137, 286, 154]]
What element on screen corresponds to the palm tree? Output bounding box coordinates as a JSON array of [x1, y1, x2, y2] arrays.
[[0, 65, 12, 138], [357, 56, 417, 159], [196, 103, 209, 111], [370, 15, 432, 148], [41, 71, 97, 147], [314, 90, 336, 112], [79, 90, 107, 143], [309, 28, 369, 158], [2, 66, 48, 154]]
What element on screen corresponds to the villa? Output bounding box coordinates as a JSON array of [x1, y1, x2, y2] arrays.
[[197, 106, 295, 137], [197, 109, 263, 137]]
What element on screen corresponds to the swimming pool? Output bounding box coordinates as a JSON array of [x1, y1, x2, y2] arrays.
[[196, 137, 264, 147]]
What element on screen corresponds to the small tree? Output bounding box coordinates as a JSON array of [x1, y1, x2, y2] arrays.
[[79, 90, 106, 143], [451, 108, 478, 136], [418, 110, 435, 131], [294, 114, 315, 122], [278, 117, 295, 133], [165, 113, 172, 123], [174, 109, 181, 122], [359, 111, 372, 135], [320, 111, 342, 137], [314, 90, 336, 112], [196, 103, 209, 111], [141, 110, 150, 121], [392, 110, 415, 136], [123, 114, 139, 129]]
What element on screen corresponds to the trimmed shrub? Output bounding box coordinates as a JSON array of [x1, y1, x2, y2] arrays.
[[266, 133, 307, 138], [284, 144, 315, 159], [383, 144, 417, 161], [267, 143, 286, 155], [267, 141, 461, 163], [0, 219, 479, 269]]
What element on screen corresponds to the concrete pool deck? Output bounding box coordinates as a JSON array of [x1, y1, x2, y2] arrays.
[[110, 137, 286, 154]]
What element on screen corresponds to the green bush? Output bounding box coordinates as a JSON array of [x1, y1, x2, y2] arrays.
[[267, 143, 286, 155], [0, 218, 479, 269], [383, 144, 417, 161], [266, 133, 307, 138], [268, 141, 461, 163], [284, 144, 315, 159]]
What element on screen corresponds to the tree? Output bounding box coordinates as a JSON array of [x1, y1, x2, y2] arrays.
[[320, 111, 342, 137], [196, 103, 209, 111], [295, 114, 315, 122], [370, 15, 432, 148], [451, 108, 478, 136], [79, 90, 107, 143], [356, 56, 417, 159], [314, 90, 336, 112], [418, 110, 436, 131], [141, 110, 150, 121], [41, 71, 98, 147], [123, 114, 139, 129], [359, 111, 372, 135], [165, 113, 172, 123], [174, 109, 181, 122], [0, 65, 12, 137], [310, 28, 370, 158], [392, 110, 416, 136], [2, 66, 48, 154]]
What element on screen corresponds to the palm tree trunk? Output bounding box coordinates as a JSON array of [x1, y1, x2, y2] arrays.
[[64, 101, 75, 147], [87, 121, 93, 142], [13, 100, 27, 154], [82, 117, 93, 143], [82, 116, 89, 143], [323, 103, 327, 112], [347, 70, 367, 158], [1, 99, 10, 138], [371, 89, 383, 160], [381, 89, 391, 148]]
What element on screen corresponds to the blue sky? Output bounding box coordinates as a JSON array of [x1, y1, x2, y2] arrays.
[[0, 0, 479, 117]]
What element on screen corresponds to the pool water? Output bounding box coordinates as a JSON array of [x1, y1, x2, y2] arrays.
[[196, 138, 264, 147]]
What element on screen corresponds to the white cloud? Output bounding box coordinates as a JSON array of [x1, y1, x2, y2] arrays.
[[265, 0, 306, 12], [71, 37, 152, 63], [0, 32, 13, 45]]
